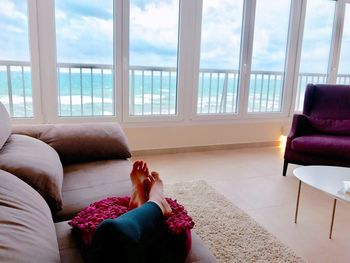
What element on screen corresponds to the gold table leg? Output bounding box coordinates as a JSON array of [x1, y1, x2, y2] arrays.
[[329, 199, 337, 239], [295, 180, 302, 224]]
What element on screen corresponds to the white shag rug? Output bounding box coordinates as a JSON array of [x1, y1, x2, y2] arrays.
[[165, 180, 305, 263]]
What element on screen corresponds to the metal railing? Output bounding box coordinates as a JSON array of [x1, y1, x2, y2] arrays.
[[248, 71, 284, 113], [2, 60, 350, 118], [197, 69, 239, 114], [57, 63, 114, 117], [337, 74, 350, 85], [129, 66, 177, 116], [295, 73, 327, 112], [0, 60, 33, 118]]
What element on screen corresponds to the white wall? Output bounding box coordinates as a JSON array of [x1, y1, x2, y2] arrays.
[[124, 119, 292, 151]]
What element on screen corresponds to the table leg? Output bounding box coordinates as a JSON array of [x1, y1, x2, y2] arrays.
[[295, 180, 302, 224], [329, 199, 337, 239]]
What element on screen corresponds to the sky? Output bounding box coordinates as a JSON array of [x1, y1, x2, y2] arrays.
[[0, 0, 348, 74]]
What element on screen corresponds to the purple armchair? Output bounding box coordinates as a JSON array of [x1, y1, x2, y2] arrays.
[[283, 84, 350, 176]]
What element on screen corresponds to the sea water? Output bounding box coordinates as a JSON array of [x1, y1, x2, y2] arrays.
[[0, 69, 287, 118]]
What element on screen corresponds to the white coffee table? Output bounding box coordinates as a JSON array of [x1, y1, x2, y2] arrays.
[[293, 165, 350, 239]]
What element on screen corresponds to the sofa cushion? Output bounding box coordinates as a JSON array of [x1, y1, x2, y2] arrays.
[[0, 170, 60, 263], [13, 123, 132, 165], [55, 159, 132, 222], [292, 135, 350, 158], [308, 117, 350, 135], [0, 134, 64, 211], [0, 102, 11, 149]]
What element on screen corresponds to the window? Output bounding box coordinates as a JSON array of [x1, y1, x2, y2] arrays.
[[248, 0, 291, 113], [55, 0, 115, 117], [128, 0, 180, 116], [295, 0, 336, 111], [337, 3, 350, 84], [0, 0, 33, 117], [197, 0, 244, 115]]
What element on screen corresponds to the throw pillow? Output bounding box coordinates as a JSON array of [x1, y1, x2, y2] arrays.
[[0, 134, 64, 212]]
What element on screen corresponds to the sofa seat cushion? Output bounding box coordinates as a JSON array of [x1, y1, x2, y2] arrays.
[[0, 134, 64, 212], [0, 170, 60, 263], [292, 135, 350, 158], [55, 220, 216, 263], [55, 159, 132, 222]]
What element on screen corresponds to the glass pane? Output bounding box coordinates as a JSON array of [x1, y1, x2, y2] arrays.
[[295, 0, 335, 111], [248, 0, 291, 113], [0, 0, 33, 117], [197, 0, 244, 115], [337, 3, 350, 84], [129, 0, 180, 116], [55, 0, 114, 117]]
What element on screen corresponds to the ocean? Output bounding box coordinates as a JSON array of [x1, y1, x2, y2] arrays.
[[0, 69, 286, 118]]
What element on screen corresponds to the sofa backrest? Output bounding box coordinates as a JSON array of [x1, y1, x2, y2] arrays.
[[303, 84, 350, 120], [0, 169, 60, 263], [0, 102, 11, 149], [13, 122, 132, 165]]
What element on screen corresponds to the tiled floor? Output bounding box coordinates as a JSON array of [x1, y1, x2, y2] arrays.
[[132, 147, 350, 263]]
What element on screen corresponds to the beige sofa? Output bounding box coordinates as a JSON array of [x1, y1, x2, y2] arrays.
[[0, 103, 216, 263]]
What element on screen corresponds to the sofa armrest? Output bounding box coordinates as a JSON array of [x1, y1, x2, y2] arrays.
[[288, 114, 313, 140], [13, 123, 131, 165]]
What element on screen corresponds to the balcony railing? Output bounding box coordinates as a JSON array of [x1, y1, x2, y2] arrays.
[[198, 69, 239, 114], [248, 71, 284, 113], [295, 73, 328, 112], [0, 60, 33, 118], [129, 66, 177, 116], [1, 60, 350, 118], [57, 63, 114, 117]]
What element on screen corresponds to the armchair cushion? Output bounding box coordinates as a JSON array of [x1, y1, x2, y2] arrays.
[[0, 102, 11, 149], [0, 134, 63, 211], [291, 134, 350, 159], [308, 118, 350, 136], [13, 123, 131, 165]]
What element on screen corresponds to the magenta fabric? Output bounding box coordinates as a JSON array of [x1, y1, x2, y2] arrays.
[[69, 196, 195, 246], [308, 118, 350, 135], [292, 135, 350, 159], [303, 84, 350, 119]]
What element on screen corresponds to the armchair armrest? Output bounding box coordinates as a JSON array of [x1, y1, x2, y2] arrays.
[[288, 114, 313, 140], [13, 123, 131, 165]]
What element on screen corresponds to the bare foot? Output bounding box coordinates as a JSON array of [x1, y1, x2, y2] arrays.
[[148, 171, 172, 217], [129, 160, 149, 209]]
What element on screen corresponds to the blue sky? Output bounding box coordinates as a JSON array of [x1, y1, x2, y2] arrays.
[[0, 0, 30, 61], [0, 0, 348, 74]]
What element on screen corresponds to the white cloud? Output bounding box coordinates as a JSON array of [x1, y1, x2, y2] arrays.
[[199, 0, 243, 69], [129, 0, 179, 66], [299, 0, 336, 73], [0, 0, 26, 20]]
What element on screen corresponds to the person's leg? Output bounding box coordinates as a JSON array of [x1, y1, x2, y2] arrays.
[[91, 169, 173, 263], [148, 171, 172, 217], [129, 160, 149, 209], [91, 202, 164, 263]]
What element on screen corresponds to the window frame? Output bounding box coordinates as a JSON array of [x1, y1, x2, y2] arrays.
[[8, 0, 350, 125]]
